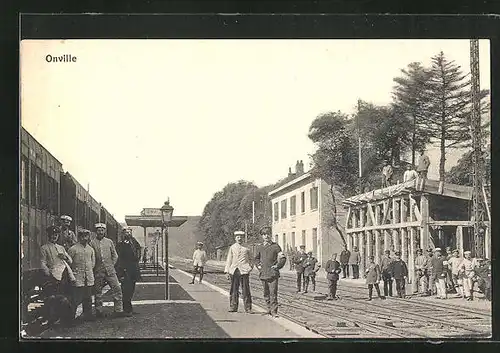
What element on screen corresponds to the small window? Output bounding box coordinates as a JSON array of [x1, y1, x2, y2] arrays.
[[291, 231, 296, 249], [282, 233, 286, 250], [273, 202, 279, 221], [290, 195, 296, 216], [281, 199, 287, 219], [35, 167, 41, 208], [310, 187, 318, 210], [301, 230, 306, 247], [301, 191, 305, 213]]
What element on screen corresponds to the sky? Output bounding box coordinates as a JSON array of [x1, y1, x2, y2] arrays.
[[20, 39, 491, 222]]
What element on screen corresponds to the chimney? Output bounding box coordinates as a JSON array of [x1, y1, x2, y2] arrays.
[[295, 160, 301, 175], [298, 160, 304, 174], [288, 167, 292, 176]]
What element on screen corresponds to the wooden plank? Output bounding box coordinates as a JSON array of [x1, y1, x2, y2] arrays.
[[381, 200, 390, 224], [345, 207, 352, 230], [345, 221, 421, 233], [374, 204, 381, 265], [420, 194, 430, 251], [428, 220, 473, 226], [456, 226, 464, 255], [367, 203, 376, 226], [485, 227, 490, 259], [409, 226, 416, 287]]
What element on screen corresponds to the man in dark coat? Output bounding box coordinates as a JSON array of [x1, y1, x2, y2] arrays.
[[293, 244, 308, 292], [380, 250, 394, 297], [116, 227, 142, 315], [254, 226, 286, 318], [391, 251, 408, 298], [339, 245, 350, 279], [325, 253, 342, 300]]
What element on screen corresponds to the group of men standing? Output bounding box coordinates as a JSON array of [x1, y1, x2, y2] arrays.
[[381, 150, 430, 189], [39, 215, 142, 326]]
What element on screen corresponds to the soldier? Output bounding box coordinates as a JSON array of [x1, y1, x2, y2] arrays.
[[58, 215, 77, 251], [339, 245, 350, 279], [365, 256, 385, 301], [380, 250, 394, 297], [349, 246, 361, 279], [90, 223, 126, 318], [414, 248, 429, 295], [40, 225, 74, 297], [191, 241, 207, 284], [293, 244, 308, 292], [224, 231, 253, 313], [67, 229, 95, 322], [116, 226, 142, 314], [391, 251, 408, 298], [448, 249, 463, 297], [254, 226, 286, 318], [459, 251, 478, 301], [426, 248, 435, 295], [303, 251, 320, 293], [325, 253, 342, 300], [431, 248, 447, 299]]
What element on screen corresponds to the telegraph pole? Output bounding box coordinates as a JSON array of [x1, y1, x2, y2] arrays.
[[357, 99, 363, 193], [470, 39, 485, 258]]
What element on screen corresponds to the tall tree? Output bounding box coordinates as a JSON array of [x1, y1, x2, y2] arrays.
[[392, 62, 433, 165], [308, 111, 358, 246], [424, 51, 489, 180]]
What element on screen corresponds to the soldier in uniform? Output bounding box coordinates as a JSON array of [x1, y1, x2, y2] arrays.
[[339, 245, 350, 279], [325, 253, 342, 300], [303, 251, 320, 293], [90, 223, 126, 317], [365, 255, 385, 301], [414, 248, 429, 295], [58, 215, 77, 251], [380, 250, 394, 297], [254, 226, 286, 318], [116, 226, 142, 314], [293, 244, 308, 292], [391, 251, 408, 298]]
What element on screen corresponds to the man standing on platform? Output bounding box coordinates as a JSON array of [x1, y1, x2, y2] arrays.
[[293, 244, 308, 292], [225, 231, 253, 313], [67, 229, 95, 322], [403, 165, 418, 182], [191, 241, 207, 284], [58, 215, 77, 251], [391, 251, 408, 298], [381, 250, 394, 297], [254, 226, 286, 318], [349, 246, 361, 279], [414, 248, 429, 295], [116, 227, 142, 315], [325, 253, 342, 300], [339, 245, 350, 279], [90, 223, 126, 318], [416, 150, 430, 190]]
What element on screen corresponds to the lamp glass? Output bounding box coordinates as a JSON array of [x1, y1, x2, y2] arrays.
[[160, 201, 174, 224]]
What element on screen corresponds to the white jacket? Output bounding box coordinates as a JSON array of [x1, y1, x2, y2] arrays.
[[224, 243, 253, 275]]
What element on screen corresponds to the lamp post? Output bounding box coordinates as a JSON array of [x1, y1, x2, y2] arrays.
[[160, 199, 174, 300], [155, 229, 160, 277]]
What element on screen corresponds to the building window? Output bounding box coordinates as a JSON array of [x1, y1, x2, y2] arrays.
[[35, 167, 41, 208], [273, 202, 279, 221], [281, 199, 287, 219], [312, 228, 318, 256], [290, 195, 296, 216], [282, 233, 286, 250], [301, 230, 306, 247], [21, 158, 27, 202], [301, 191, 305, 213], [30, 163, 36, 207], [310, 187, 318, 210], [275, 234, 279, 243], [291, 231, 296, 250]]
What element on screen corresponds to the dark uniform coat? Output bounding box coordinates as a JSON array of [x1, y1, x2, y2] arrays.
[[254, 242, 286, 280], [293, 252, 308, 272], [116, 237, 142, 281], [365, 263, 381, 285], [325, 260, 341, 281], [390, 259, 408, 280], [303, 257, 318, 277]]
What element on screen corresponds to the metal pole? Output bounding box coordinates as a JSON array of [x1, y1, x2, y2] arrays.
[[156, 237, 159, 277], [357, 99, 363, 192], [165, 226, 169, 300]]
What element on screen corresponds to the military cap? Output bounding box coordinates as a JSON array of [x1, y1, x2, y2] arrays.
[[95, 223, 106, 229], [299, 244, 306, 249], [368, 255, 375, 260], [384, 249, 391, 254], [394, 251, 401, 256], [307, 251, 313, 255], [259, 226, 272, 235], [60, 215, 72, 222], [46, 225, 60, 234], [122, 226, 132, 232], [434, 247, 442, 252], [464, 250, 471, 255], [77, 229, 91, 236], [234, 231, 245, 236], [196, 241, 204, 245], [416, 248, 423, 253]]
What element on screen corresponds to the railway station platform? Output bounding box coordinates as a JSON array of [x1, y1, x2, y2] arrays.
[[38, 266, 320, 339]]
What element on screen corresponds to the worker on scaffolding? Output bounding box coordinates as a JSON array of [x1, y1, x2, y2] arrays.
[[416, 150, 430, 190], [381, 160, 393, 188]]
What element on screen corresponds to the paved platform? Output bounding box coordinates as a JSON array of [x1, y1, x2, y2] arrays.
[[36, 267, 320, 339]]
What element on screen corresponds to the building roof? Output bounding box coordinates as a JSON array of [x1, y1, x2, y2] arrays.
[[124, 215, 188, 228], [268, 172, 315, 197], [342, 179, 473, 207]]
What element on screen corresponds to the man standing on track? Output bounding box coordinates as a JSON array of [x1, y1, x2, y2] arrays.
[[90, 223, 126, 318], [254, 226, 286, 318], [325, 253, 342, 300], [339, 245, 350, 279], [224, 230, 253, 313], [58, 215, 77, 251], [303, 251, 320, 293], [431, 248, 447, 299], [391, 251, 408, 298], [414, 248, 429, 295], [381, 250, 394, 297], [365, 256, 385, 301], [191, 241, 207, 284], [293, 244, 308, 292], [349, 246, 361, 279]]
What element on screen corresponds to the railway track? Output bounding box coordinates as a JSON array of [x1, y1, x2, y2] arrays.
[[170, 258, 491, 338]]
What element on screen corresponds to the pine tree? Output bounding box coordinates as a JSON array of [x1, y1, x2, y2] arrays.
[[392, 62, 433, 165], [424, 52, 473, 181]]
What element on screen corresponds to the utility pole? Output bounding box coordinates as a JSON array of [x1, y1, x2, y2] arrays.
[[470, 39, 485, 258], [357, 99, 363, 193]]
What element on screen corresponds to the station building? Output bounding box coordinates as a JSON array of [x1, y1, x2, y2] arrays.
[[268, 161, 346, 268]]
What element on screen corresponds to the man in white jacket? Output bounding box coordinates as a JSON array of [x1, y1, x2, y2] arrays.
[[225, 231, 253, 313]]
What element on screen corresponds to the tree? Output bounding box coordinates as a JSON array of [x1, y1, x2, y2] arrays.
[[446, 147, 491, 187], [424, 51, 489, 181], [392, 62, 433, 165], [308, 111, 358, 246]]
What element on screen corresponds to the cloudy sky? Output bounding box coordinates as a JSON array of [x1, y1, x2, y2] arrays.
[[20, 39, 490, 222]]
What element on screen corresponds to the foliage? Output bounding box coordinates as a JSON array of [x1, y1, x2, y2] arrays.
[[392, 62, 433, 165], [446, 147, 491, 187]]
